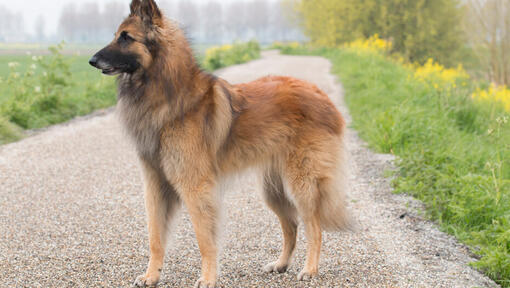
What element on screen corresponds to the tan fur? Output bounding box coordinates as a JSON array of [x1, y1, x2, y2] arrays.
[[95, 1, 350, 287]]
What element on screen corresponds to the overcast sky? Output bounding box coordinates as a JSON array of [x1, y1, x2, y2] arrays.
[[0, 0, 250, 36]]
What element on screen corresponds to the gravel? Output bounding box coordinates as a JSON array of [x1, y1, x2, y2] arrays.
[[0, 50, 498, 287]]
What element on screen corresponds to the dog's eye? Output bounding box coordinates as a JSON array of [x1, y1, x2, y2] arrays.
[[118, 31, 134, 44]]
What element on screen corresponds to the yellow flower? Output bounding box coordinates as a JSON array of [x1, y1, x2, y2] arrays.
[[413, 58, 468, 90], [472, 84, 510, 111], [344, 34, 392, 54]]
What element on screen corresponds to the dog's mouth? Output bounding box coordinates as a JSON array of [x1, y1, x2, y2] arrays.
[[101, 67, 122, 75]]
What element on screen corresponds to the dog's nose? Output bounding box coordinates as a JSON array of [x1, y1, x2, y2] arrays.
[[89, 56, 98, 67]]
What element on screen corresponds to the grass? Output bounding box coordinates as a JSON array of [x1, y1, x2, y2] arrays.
[[0, 44, 117, 144], [279, 46, 510, 286]]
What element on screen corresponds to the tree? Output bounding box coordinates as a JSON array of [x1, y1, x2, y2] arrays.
[[58, 3, 78, 41], [201, 1, 223, 43], [34, 15, 45, 42], [225, 2, 247, 41], [246, 0, 269, 42], [177, 1, 200, 38], [465, 0, 510, 85], [292, 0, 465, 66]]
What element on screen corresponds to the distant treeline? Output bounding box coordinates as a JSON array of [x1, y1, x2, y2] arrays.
[[0, 5, 25, 42], [58, 0, 303, 44]]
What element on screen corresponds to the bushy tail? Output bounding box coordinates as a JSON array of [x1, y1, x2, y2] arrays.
[[317, 141, 353, 231]]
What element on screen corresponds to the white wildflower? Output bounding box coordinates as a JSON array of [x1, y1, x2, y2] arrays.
[[30, 64, 37, 70], [8, 62, 20, 68], [43, 72, 48, 77], [32, 56, 38, 61], [34, 86, 41, 93]]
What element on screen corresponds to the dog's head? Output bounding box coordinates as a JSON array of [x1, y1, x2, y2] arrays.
[[89, 0, 163, 76]]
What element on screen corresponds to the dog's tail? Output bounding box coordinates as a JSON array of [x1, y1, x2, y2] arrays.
[[317, 140, 353, 231]]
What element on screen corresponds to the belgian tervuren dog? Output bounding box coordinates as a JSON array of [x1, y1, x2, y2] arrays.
[[89, 0, 349, 286]]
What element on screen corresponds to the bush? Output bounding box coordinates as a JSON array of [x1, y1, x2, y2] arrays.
[[0, 116, 22, 144], [293, 0, 464, 66], [0, 43, 116, 143], [202, 41, 261, 71]]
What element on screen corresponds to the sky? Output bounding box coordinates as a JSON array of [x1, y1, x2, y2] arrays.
[[0, 0, 249, 36]]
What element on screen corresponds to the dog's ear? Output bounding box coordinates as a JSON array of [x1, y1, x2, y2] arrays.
[[132, 0, 162, 27], [130, 0, 142, 16]]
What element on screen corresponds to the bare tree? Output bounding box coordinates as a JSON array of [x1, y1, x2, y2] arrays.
[[58, 3, 78, 41], [201, 1, 223, 43], [225, 1, 247, 41], [177, 1, 200, 38], [245, 0, 269, 42], [102, 1, 127, 36], [0, 5, 25, 42], [34, 15, 46, 42], [465, 0, 510, 85]]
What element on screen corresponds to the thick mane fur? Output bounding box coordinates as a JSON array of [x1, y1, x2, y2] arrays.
[[116, 19, 227, 165]]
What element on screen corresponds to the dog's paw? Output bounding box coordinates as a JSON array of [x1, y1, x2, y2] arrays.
[[133, 274, 159, 287], [263, 261, 288, 273], [297, 269, 317, 281], [194, 277, 216, 288]]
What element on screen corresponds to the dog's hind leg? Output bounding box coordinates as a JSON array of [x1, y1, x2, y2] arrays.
[[284, 153, 324, 281], [262, 167, 298, 274], [134, 159, 181, 287]]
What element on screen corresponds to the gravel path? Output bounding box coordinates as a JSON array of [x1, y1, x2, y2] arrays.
[[0, 51, 497, 288]]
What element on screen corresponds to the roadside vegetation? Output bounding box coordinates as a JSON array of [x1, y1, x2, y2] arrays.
[[202, 41, 261, 71], [276, 37, 510, 286], [0, 43, 116, 144], [0, 41, 261, 145]]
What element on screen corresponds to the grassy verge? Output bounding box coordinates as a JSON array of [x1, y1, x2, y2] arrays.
[[279, 45, 510, 286], [0, 41, 261, 145], [0, 44, 116, 144], [202, 41, 260, 71]]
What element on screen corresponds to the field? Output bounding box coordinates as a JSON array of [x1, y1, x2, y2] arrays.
[[0, 42, 260, 144], [0, 44, 116, 144], [277, 43, 510, 286]]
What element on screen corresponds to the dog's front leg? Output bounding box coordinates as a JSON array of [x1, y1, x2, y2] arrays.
[[180, 179, 219, 288], [135, 159, 181, 287]]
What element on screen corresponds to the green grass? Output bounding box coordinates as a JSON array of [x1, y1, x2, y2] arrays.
[[0, 45, 116, 144], [280, 46, 510, 286]]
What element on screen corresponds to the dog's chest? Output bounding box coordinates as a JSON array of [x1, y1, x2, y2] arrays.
[[117, 98, 162, 161]]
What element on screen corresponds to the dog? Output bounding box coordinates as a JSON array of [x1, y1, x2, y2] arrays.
[[89, 0, 349, 286]]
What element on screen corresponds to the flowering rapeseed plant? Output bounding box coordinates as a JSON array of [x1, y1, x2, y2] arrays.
[[472, 85, 510, 112], [412, 58, 469, 90], [344, 34, 392, 54]]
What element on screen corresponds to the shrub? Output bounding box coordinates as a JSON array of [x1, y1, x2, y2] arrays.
[[202, 41, 261, 71], [293, 0, 464, 66], [0, 43, 116, 143]]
